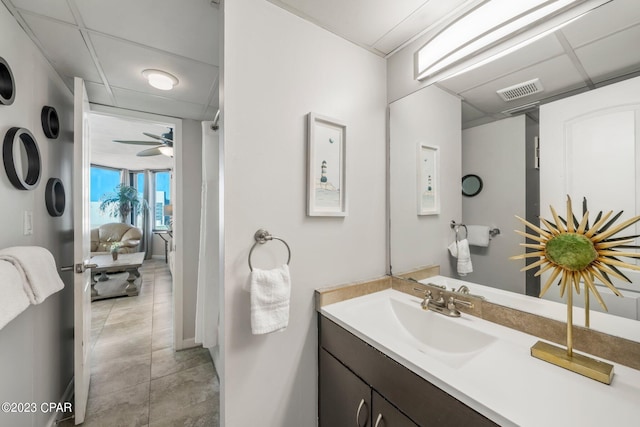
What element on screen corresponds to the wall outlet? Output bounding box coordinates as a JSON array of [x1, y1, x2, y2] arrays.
[[23, 211, 33, 235]]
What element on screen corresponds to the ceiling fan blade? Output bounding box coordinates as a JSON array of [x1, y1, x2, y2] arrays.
[[113, 139, 161, 145], [143, 132, 173, 144], [136, 146, 174, 157]]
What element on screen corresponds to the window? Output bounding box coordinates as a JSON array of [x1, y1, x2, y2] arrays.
[[154, 171, 171, 229], [90, 166, 121, 227]]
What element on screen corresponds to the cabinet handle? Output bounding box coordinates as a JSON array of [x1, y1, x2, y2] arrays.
[[374, 413, 383, 427], [356, 398, 368, 427]]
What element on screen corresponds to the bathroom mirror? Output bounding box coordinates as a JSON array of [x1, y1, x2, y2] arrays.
[[389, 0, 640, 342], [461, 174, 482, 197]]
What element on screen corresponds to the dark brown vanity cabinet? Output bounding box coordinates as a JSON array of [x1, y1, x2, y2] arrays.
[[319, 315, 498, 427], [320, 348, 417, 427]]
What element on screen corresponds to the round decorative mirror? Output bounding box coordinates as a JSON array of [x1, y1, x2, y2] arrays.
[[3, 127, 41, 190], [0, 56, 16, 106], [461, 174, 483, 197], [45, 178, 65, 217], [41, 106, 60, 139]]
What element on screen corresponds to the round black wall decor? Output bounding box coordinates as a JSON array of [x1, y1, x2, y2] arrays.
[[41, 106, 60, 139], [45, 178, 65, 216], [0, 56, 16, 106], [3, 127, 41, 190]]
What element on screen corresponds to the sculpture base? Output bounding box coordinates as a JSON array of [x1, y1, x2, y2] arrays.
[[531, 341, 614, 385]]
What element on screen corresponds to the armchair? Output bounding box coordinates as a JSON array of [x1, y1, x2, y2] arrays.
[[91, 223, 142, 254]]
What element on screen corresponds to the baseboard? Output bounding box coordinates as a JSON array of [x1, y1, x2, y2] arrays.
[[46, 377, 74, 427], [177, 337, 197, 350], [209, 345, 221, 379]]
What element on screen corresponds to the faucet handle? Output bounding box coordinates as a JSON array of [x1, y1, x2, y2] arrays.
[[448, 296, 474, 309]]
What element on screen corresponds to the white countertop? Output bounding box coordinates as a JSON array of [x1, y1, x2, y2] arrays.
[[320, 289, 640, 427]]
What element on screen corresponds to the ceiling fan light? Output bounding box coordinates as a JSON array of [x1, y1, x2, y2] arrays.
[[142, 69, 178, 91]]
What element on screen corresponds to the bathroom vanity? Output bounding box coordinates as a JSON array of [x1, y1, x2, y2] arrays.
[[316, 281, 640, 427]]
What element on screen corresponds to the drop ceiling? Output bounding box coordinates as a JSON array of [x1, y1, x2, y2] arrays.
[[3, 0, 639, 130], [271, 0, 640, 128], [1, 0, 220, 121]]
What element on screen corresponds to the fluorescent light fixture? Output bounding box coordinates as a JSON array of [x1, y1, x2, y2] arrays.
[[415, 0, 611, 84], [142, 69, 179, 90]]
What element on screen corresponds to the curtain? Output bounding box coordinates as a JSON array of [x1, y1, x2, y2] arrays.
[[195, 121, 220, 349], [141, 169, 153, 259]]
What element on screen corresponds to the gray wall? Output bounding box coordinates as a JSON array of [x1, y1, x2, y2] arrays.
[[461, 116, 527, 293], [0, 4, 75, 427], [222, 0, 387, 424], [389, 85, 462, 276], [180, 119, 202, 341]]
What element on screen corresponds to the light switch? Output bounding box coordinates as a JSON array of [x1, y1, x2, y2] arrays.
[[23, 211, 33, 235]]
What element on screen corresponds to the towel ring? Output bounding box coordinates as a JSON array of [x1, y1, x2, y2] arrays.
[[450, 220, 467, 241], [248, 228, 291, 271]]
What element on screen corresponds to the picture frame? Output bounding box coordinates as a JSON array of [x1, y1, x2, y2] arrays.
[[307, 113, 347, 217], [417, 143, 439, 215]]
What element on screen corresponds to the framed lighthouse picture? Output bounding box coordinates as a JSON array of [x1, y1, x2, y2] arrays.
[[307, 113, 347, 217]]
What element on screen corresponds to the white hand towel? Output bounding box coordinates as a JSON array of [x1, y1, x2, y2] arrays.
[[447, 239, 473, 276], [0, 260, 30, 330], [0, 246, 65, 304], [250, 264, 291, 335], [467, 225, 491, 247]]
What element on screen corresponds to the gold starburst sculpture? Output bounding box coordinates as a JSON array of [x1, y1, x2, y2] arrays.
[[510, 195, 640, 384]]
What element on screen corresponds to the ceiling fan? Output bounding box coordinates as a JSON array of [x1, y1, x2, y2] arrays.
[[113, 128, 174, 157]]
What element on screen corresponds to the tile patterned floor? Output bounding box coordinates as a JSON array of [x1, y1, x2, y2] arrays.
[[61, 258, 220, 427]]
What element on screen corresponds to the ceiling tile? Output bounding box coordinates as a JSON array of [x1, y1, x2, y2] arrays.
[[74, 0, 219, 65], [461, 101, 486, 122], [271, 0, 429, 47], [459, 55, 587, 115], [22, 13, 102, 82], [575, 24, 640, 83], [11, 0, 76, 24], [85, 81, 113, 106], [90, 33, 218, 106], [438, 34, 565, 94], [561, 0, 640, 48], [112, 87, 207, 121], [373, 0, 470, 55]]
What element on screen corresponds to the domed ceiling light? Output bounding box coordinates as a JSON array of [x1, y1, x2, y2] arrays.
[[142, 69, 179, 91]]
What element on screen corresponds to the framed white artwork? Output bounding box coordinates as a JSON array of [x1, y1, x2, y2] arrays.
[[307, 113, 347, 217], [417, 143, 439, 215]]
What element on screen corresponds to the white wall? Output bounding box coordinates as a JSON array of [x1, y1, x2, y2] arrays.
[[389, 85, 461, 275], [461, 116, 526, 293], [222, 0, 387, 425], [387, 26, 444, 104], [0, 4, 75, 427]]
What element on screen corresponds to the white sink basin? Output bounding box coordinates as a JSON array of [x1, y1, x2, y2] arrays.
[[323, 289, 496, 368], [390, 298, 496, 355]]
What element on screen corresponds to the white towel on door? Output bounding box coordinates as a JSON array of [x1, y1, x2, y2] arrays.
[[0, 260, 30, 330], [448, 239, 473, 276], [467, 225, 491, 247], [0, 246, 65, 304], [250, 264, 291, 335]]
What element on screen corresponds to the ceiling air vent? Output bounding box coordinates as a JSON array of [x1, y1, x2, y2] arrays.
[[497, 78, 544, 101]]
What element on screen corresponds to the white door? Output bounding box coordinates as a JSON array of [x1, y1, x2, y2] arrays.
[[73, 77, 92, 424]]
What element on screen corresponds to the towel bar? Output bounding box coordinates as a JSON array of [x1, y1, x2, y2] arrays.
[[248, 229, 291, 271], [450, 220, 467, 241]]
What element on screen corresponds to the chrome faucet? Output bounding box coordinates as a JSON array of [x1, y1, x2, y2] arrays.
[[413, 288, 474, 317]]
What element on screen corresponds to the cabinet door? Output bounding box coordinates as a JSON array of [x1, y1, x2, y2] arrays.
[[372, 391, 418, 427], [320, 349, 371, 427]]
